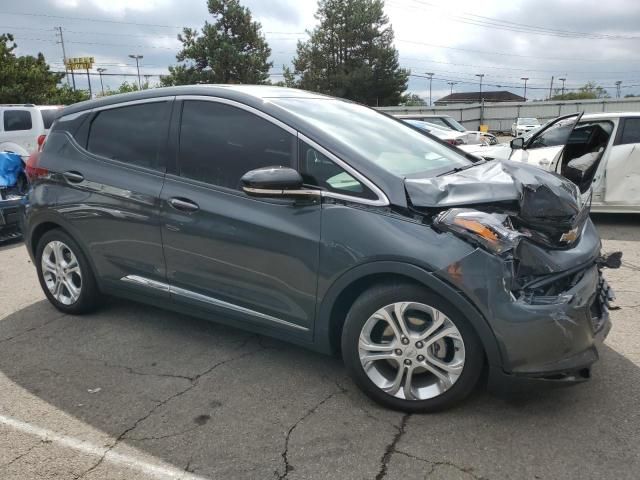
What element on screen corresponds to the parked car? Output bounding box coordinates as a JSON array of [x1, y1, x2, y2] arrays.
[[0, 104, 63, 159], [396, 114, 498, 145], [402, 119, 468, 145], [511, 117, 541, 137], [461, 112, 640, 213], [23, 86, 618, 412]]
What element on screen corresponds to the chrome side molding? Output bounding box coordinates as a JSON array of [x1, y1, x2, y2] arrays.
[[121, 275, 309, 332]]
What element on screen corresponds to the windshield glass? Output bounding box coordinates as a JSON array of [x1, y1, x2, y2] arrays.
[[442, 117, 466, 132], [272, 99, 470, 177], [519, 118, 539, 125]]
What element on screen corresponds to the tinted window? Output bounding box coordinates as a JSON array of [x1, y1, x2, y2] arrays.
[[178, 101, 296, 190], [87, 102, 168, 170], [40, 109, 60, 129], [620, 118, 640, 145], [299, 142, 376, 200], [3, 110, 32, 131]]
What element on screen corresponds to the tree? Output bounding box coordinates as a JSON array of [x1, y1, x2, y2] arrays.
[[161, 0, 272, 86], [99, 81, 153, 97], [291, 0, 408, 106], [401, 93, 426, 106], [551, 81, 610, 100]]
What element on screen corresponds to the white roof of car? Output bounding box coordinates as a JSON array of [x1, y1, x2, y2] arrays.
[[581, 112, 640, 120]]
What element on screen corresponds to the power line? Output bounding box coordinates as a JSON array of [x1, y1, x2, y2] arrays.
[[0, 11, 185, 29]]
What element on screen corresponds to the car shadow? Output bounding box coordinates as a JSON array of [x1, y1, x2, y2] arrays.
[[0, 298, 638, 478]]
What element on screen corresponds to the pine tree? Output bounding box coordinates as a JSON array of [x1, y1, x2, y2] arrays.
[[161, 0, 272, 86], [292, 0, 408, 106]]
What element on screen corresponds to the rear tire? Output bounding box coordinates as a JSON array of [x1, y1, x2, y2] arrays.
[[35, 229, 100, 314], [341, 282, 484, 412]]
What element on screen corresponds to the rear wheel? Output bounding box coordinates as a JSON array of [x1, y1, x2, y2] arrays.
[[36, 229, 100, 314], [342, 282, 484, 412]]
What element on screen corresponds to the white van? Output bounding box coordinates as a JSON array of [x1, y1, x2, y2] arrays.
[[0, 105, 63, 159]]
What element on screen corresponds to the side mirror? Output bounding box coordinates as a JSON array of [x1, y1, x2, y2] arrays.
[[510, 137, 524, 150], [241, 166, 313, 198]]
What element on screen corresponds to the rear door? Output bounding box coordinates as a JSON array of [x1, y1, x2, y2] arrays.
[[511, 113, 583, 170], [603, 117, 640, 206]]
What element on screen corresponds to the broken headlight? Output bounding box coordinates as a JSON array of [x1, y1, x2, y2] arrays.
[[435, 208, 526, 254]]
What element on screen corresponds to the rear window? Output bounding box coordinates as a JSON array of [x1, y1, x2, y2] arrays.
[[40, 109, 60, 129], [3, 110, 32, 131]]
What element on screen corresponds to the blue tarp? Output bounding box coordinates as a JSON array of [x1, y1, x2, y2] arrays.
[[0, 152, 23, 187]]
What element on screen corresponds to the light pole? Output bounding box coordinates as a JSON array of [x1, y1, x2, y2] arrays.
[[521, 77, 529, 101], [447, 81, 458, 96], [97, 68, 107, 95], [128, 54, 143, 90], [475, 74, 484, 103], [615, 80, 622, 98], [559, 77, 566, 96], [425, 72, 434, 106]]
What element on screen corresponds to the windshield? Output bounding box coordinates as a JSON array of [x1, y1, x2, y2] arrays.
[[442, 117, 466, 132], [519, 118, 539, 125], [272, 99, 470, 177]]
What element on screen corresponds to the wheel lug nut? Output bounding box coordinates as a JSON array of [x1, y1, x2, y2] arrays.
[[417, 355, 425, 361], [395, 349, 403, 355], [404, 359, 412, 365], [415, 341, 423, 348], [401, 337, 409, 345]]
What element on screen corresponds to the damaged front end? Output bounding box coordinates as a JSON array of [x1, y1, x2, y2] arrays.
[[405, 160, 620, 384]]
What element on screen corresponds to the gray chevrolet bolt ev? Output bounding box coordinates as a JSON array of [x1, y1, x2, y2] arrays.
[[23, 86, 619, 412]]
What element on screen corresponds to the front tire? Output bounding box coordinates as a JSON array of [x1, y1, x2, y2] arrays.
[[36, 229, 100, 314], [341, 282, 484, 412]]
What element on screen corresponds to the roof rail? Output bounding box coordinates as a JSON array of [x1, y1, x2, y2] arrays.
[[0, 104, 36, 107]]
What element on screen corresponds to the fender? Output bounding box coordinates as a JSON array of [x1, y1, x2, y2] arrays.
[[314, 260, 503, 368]]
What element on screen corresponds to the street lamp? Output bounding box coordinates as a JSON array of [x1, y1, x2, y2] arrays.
[[97, 68, 107, 95], [425, 72, 434, 106], [558, 77, 567, 96], [475, 74, 484, 103], [128, 54, 144, 90], [447, 81, 458, 96], [521, 77, 529, 101]]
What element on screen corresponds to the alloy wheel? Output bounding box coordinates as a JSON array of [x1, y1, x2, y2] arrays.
[[358, 302, 465, 401], [41, 240, 83, 305]]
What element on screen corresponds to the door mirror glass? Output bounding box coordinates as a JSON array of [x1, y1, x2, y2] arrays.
[[241, 166, 306, 197], [511, 137, 524, 150]]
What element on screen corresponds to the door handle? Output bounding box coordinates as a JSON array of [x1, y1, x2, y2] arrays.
[[168, 197, 199, 213], [62, 171, 84, 183]]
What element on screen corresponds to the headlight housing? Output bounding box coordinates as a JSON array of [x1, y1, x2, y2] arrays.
[[435, 208, 527, 254]]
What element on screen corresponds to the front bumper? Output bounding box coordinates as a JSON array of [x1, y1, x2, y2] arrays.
[[435, 224, 614, 389]]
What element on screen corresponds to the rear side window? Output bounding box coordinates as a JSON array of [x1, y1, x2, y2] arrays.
[[40, 109, 60, 129], [3, 110, 32, 131], [178, 100, 296, 190], [619, 118, 640, 145], [87, 102, 168, 170]]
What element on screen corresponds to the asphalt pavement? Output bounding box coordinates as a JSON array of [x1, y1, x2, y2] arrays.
[[0, 213, 638, 480]]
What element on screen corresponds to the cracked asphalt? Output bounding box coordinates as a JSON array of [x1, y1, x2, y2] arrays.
[[0, 213, 639, 480]]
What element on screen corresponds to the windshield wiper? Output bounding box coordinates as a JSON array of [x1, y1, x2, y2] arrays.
[[436, 159, 486, 177]]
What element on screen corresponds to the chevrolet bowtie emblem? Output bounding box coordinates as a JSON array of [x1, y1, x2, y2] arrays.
[[560, 227, 579, 243]]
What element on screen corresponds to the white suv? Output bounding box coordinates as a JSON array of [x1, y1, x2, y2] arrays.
[[0, 105, 63, 159]]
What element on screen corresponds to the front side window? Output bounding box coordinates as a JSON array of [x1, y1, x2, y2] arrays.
[[299, 142, 376, 200], [619, 118, 640, 145], [178, 100, 296, 190], [3, 110, 32, 131], [273, 99, 469, 178], [527, 116, 578, 149], [87, 102, 168, 170]]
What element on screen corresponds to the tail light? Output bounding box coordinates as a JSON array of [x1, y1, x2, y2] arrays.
[[25, 152, 48, 182], [37, 134, 47, 152]]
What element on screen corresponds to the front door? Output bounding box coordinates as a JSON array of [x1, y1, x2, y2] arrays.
[[160, 98, 320, 337]]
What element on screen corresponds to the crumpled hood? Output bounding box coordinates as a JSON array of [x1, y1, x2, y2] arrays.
[[405, 160, 583, 224]]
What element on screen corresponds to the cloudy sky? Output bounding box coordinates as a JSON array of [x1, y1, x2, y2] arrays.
[[5, 0, 640, 101]]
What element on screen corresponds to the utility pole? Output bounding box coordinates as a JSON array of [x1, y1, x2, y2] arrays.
[[559, 77, 567, 97], [55, 26, 74, 89], [86, 67, 92, 98], [549, 76, 554, 100], [615, 80, 622, 98], [129, 54, 144, 89], [521, 77, 529, 101], [97, 68, 107, 95], [425, 72, 434, 106], [475, 74, 484, 104], [447, 81, 457, 96]]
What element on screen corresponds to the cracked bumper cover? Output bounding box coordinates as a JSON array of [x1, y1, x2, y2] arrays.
[[436, 220, 613, 389]]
